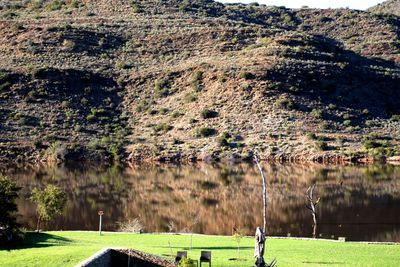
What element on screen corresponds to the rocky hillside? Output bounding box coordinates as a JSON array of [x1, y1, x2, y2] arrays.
[[0, 0, 399, 163], [369, 0, 400, 16]]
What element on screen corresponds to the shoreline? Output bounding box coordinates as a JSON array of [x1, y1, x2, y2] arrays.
[[1, 147, 400, 165]]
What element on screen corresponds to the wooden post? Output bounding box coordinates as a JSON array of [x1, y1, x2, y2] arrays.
[[98, 211, 104, 236], [190, 234, 193, 257]]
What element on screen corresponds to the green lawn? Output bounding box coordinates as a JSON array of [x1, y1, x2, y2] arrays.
[[1, 232, 399, 267]]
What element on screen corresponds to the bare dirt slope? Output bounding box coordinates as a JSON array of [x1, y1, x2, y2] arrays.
[[0, 0, 399, 163]]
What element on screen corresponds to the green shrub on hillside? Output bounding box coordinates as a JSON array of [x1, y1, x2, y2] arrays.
[[0, 81, 12, 92], [191, 70, 203, 91], [107, 143, 123, 161], [328, 104, 337, 110], [0, 71, 11, 92], [44, 142, 69, 162], [153, 123, 173, 133], [196, 127, 217, 137], [315, 140, 328, 151], [391, 115, 400, 122], [201, 109, 218, 119], [305, 132, 317, 140], [310, 109, 323, 119], [80, 97, 88, 106], [86, 108, 98, 122], [275, 97, 295, 110], [184, 93, 197, 103], [219, 72, 228, 83], [154, 79, 171, 98], [62, 39, 75, 50], [336, 137, 344, 148], [130, 0, 141, 13], [343, 120, 352, 127], [46, 0, 65, 11], [281, 13, 294, 25], [148, 109, 158, 116], [362, 134, 396, 157], [74, 124, 81, 132], [70, 0, 82, 8], [136, 100, 149, 112], [159, 108, 169, 114], [362, 109, 370, 116], [258, 37, 272, 46], [2, 11, 18, 19], [218, 132, 232, 147], [0, 70, 7, 81], [61, 100, 69, 108], [363, 137, 388, 149], [238, 72, 255, 80], [172, 111, 184, 118], [86, 114, 96, 122], [116, 62, 130, 70]]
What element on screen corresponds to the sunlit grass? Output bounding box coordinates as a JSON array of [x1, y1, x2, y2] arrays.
[[1, 232, 399, 267]]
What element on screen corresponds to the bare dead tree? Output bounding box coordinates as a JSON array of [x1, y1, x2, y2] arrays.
[[253, 154, 276, 267], [254, 155, 267, 233], [306, 184, 320, 239]]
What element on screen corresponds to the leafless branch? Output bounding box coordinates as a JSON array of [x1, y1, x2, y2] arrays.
[[306, 184, 319, 238]]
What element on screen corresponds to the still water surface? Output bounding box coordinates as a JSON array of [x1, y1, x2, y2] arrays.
[[4, 163, 400, 242]]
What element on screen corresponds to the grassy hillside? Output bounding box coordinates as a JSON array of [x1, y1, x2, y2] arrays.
[[0, 0, 399, 163], [369, 0, 400, 16], [1, 232, 400, 267]]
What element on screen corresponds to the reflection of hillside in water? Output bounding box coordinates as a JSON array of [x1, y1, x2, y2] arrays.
[[6, 163, 400, 242]]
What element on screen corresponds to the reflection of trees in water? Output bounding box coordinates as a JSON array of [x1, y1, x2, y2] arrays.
[[364, 164, 397, 182], [10, 163, 130, 231], [373, 230, 400, 242], [5, 163, 400, 242], [215, 164, 245, 186]]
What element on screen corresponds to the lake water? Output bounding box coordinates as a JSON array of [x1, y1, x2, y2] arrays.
[[5, 163, 400, 242]]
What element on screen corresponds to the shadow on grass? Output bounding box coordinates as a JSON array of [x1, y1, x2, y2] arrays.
[[0, 232, 72, 251]]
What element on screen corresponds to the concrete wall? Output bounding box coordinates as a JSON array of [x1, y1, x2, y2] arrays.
[[76, 248, 175, 267], [76, 248, 112, 267]]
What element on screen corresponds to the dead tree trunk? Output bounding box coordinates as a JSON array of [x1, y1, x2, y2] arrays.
[[306, 184, 320, 239], [254, 155, 267, 233], [254, 155, 267, 267], [36, 215, 41, 233]]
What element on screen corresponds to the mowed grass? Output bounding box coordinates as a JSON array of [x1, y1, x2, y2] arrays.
[[1, 232, 400, 267]]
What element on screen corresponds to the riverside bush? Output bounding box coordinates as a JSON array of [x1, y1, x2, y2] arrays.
[[0, 175, 22, 244]]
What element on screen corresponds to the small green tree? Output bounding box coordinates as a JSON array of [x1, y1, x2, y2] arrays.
[[0, 175, 21, 243], [30, 185, 68, 232]]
